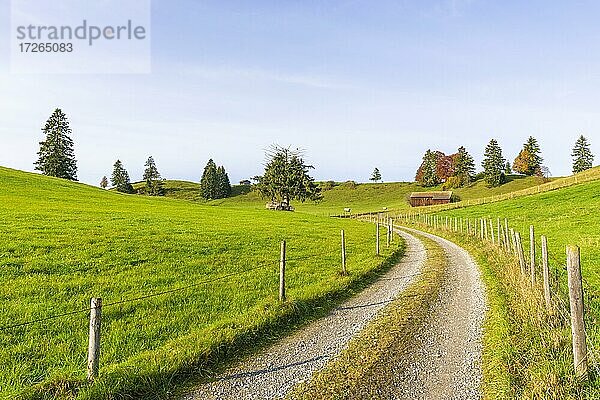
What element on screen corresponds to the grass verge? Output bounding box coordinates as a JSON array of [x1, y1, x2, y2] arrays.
[[288, 232, 447, 399], [401, 223, 597, 399]]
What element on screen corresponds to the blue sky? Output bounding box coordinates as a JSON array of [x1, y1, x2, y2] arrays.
[[0, 0, 599, 184]]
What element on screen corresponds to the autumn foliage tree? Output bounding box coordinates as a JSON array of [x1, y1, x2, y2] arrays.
[[416, 146, 475, 188], [513, 136, 543, 176]]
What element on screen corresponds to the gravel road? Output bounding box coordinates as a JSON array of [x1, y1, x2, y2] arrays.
[[182, 230, 426, 400], [390, 227, 487, 399]]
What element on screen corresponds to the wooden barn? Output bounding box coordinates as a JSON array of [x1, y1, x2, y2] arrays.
[[409, 191, 453, 207]]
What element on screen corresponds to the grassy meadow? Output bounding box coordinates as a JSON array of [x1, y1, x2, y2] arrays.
[[0, 166, 402, 399], [143, 174, 549, 216]]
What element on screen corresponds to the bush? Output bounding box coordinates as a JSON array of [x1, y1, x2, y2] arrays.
[[341, 180, 358, 189], [320, 181, 336, 191]]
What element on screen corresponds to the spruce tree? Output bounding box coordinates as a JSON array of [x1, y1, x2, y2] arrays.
[[111, 160, 134, 193], [216, 165, 232, 198], [100, 176, 108, 189], [370, 168, 382, 182], [513, 136, 543, 176], [482, 139, 506, 187], [415, 150, 440, 187], [34, 108, 78, 180], [143, 156, 163, 196], [200, 159, 219, 200], [505, 161, 512, 175], [452, 146, 475, 186], [572, 135, 594, 174]]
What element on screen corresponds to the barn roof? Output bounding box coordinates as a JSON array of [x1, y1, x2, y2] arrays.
[[410, 191, 452, 200]]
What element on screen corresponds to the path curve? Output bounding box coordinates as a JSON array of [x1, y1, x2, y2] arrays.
[[390, 226, 487, 399], [182, 230, 426, 400]]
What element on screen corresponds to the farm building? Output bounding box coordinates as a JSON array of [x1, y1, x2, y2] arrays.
[[409, 191, 453, 207]]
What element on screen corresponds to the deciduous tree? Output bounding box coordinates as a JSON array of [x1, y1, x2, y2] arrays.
[[513, 136, 543, 176], [100, 176, 108, 189]]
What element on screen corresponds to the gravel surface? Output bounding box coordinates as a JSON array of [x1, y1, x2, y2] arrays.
[[389, 227, 487, 399], [182, 231, 426, 400]]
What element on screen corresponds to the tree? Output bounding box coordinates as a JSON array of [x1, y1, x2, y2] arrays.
[[216, 165, 232, 198], [435, 152, 454, 182], [415, 150, 441, 187], [452, 146, 475, 186], [34, 108, 78, 180], [513, 136, 543, 176], [111, 160, 134, 193], [572, 135, 594, 174], [100, 176, 108, 189], [200, 159, 231, 200], [370, 168, 382, 182], [253, 145, 322, 209], [143, 156, 163, 196], [505, 161, 512, 175], [482, 139, 506, 187]]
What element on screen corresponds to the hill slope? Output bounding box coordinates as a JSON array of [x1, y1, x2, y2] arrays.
[[0, 167, 399, 399], [142, 175, 550, 216]]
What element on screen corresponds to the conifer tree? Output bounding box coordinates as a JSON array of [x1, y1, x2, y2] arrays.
[[513, 136, 543, 176], [482, 139, 506, 187], [415, 150, 440, 187], [200, 159, 219, 200], [111, 160, 134, 193], [253, 145, 322, 209], [34, 108, 78, 180], [452, 146, 475, 185], [100, 176, 108, 189], [572, 135, 594, 174], [143, 156, 163, 196], [505, 161, 512, 175], [370, 168, 382, 182], [216, 165, 232, 198]]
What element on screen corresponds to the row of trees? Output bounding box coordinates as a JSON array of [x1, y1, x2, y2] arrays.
[[415, 146, 477, 188], [415, 135, 594, 188]]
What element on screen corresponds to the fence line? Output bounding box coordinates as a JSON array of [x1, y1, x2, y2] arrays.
[[3, 227, 397, 383], [353, 210, 600, 380]]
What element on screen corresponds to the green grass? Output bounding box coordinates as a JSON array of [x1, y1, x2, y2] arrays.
[[289, 232, 447, 399], [130, 180, 251, 201], [0, 166, 402, 399], [397, 222, 592, 398], [146, 175, 548, 216]]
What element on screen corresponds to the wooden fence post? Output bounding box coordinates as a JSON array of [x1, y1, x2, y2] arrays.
[[87, 297, 102, 382], [530, 225, 536, 284], [490, 219, 495, 244], [566, 245, 588, 380], [497, 218, 501, 247], [341, 230, 347, 275], [516, 232, 526, 275], [376, 222, 380, 256], [504, 219, 510, 251], [390, 219, 394, 243], [541, 235, 551, 310], [279, 240, 286, 302]]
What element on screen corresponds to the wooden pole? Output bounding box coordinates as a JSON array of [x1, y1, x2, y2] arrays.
[[497, 218, 501, 247], [530, 225, 536, 284], [566, 245, 588, 380], [386, 223, 390, 248], [87, 297, 102, 382], [376, 222, 380, 256], [279, 240, 286, 302], [541, 235, 551, 310], [390, 219, 394, 242], [516, 232, 526, 275], [490, 219, 495, 244], [341, 230, 347, 275], [504, 219, 510, 251]]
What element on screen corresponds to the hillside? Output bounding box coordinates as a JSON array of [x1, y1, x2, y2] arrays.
[[0, 167, 400, 399], [137, 175, 551, 216]]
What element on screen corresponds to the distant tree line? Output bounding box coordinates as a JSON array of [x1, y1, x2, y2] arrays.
[[415, 135, 595, 188]]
